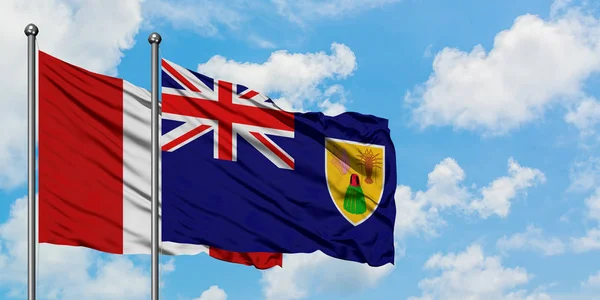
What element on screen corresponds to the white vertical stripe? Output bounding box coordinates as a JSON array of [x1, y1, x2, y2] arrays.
[[122, 80, 208, 255]]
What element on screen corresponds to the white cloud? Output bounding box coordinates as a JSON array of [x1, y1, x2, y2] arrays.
[[395, 157, 545, 238], [159, 258, 176, 288], [248, 35, 277, 49], [142, 1, 278, 49], [571, 228, 600, 253], [565, 97, 600, 136], [143, 0, 244, 37], [496, 225, 566, 256], [0, 0, 143, 188], [550, 0, 574, 18], [160, 258, 176, 274], [194, 285, 228, 300], [570, 187, 600, 253], [406, 5, 600, 135], [423, 44, 434, 58], [581, 270, 600, 289], [468, 158, 546, 218], [569, 156, 600, 192], [394, 184, 445, 239], [504, 289, 553, 300], [0, 196, 149, 299], [567, 186, 600, 253], [197, 43, 357, 112], [408, 244, 549, 300], [318, 99, 347, 116], [260, 251, 394, 300], [394, 158, 469, 238], [144, 0, 399, 38], [585, 188, 600, 221], [317, 85, 348, 116], [272, 0, 401, 25]]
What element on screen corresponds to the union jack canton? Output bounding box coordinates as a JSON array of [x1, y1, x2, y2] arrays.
[[160, 59, 295, 170]]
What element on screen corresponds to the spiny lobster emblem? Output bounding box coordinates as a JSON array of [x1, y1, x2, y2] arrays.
[[356, 148, 382, 184]]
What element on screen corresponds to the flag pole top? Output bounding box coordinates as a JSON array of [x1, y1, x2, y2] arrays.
[[24, 23, 39, 36], [148, 32, 162, 44]]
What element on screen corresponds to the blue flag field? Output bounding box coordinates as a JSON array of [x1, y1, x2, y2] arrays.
[[160, 59, 397, 267]]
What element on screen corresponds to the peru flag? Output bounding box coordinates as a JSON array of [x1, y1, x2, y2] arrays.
[[38, 51, 282, 269]]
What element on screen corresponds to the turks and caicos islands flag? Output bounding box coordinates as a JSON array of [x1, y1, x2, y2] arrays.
[[161, 59, 397, 267], [38, 51, 281, 269]]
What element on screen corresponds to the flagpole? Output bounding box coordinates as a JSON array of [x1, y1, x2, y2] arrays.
[[24, 23, 39, 300], [149, 32, 162, 300]]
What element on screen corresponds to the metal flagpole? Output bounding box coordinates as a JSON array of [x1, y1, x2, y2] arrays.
[[25, 23, 39, 300], [148, 32, 162, 300]]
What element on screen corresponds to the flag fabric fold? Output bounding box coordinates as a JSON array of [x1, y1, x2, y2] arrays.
[[38, 51, 282, 269], [160, 59, 397, 267]]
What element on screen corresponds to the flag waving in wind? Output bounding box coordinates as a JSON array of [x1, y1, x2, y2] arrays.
[[37, 51, 282, 269], [161, 59, 397, 266]]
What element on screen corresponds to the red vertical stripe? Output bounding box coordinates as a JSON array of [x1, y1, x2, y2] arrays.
[[39, 51, 124, 254], [217, 81, 234, 160], [209, 248, 283, 269]]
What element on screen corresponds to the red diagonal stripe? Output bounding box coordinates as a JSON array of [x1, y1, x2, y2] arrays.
[[250, 132, 294, 169], [239, 90, 259, 100], [162, 124, 212, 151], [162, 60, 201, 93]]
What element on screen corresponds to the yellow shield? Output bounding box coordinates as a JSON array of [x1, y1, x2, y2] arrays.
[[325, 138, 385, 226]]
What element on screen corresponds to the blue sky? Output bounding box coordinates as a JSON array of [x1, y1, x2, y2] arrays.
[[1, 0, 600, 299]]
